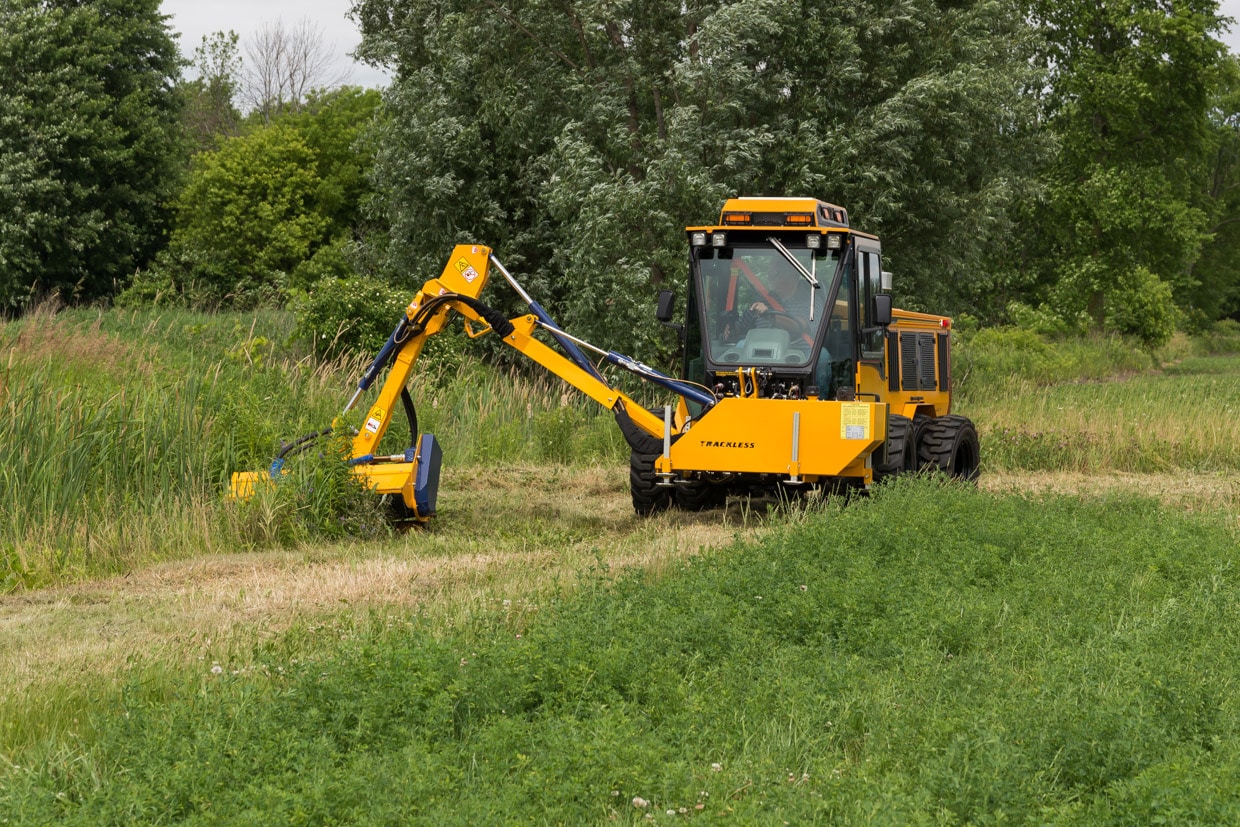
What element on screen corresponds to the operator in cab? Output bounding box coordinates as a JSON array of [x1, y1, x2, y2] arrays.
[[746, 266, 813, 334]]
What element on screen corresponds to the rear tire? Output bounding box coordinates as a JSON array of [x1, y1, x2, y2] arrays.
[[917, 415, 980, 481], [874, 414, 916, 482], [630, 451, 673, 516]]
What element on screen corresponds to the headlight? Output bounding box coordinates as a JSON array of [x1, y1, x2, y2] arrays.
[[691, 231, 707, 247], [711, 232, 727, 247]]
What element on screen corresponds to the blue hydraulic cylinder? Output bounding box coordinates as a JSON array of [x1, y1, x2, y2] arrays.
[[356, 315, 411, 394], [527, 300, 606, 383], [603, 351, 717, 410]]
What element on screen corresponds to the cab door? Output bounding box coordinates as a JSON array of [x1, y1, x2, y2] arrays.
[[854, 242, 888, 400]]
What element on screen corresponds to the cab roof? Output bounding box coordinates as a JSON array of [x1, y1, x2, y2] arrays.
[[686, 197, 870, 235]]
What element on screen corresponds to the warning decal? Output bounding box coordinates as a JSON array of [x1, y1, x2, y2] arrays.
[[455, 257, 480, 282], [840, 403, 870, 440], [365, 407, 386, 435]]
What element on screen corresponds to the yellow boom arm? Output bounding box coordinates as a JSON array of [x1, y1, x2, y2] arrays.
[[230, 244, 672, 521]]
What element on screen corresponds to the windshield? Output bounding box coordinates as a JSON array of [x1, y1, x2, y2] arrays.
[[693, 243, 841, 368]]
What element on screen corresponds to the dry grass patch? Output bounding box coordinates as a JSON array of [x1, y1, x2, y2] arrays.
[[1, 300, 154, 382], [981, 469, 1240, 524]]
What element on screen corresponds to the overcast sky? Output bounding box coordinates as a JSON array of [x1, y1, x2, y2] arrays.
[[160, 0, 390, 89], [161, 0, 1240, 95]]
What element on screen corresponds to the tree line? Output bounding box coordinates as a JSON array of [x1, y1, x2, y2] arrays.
[[1, 0, 1238, 355]]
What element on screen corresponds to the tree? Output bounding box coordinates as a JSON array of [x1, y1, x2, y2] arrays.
[[351, 0, 1044, 358], [244, 19, 350, 125], [123, 87, 383, 307], [0, 0, 183, 309], [181, 31, 244, 152], [1020, 0, 1228, 345], [1189, 54, 1240, 324]]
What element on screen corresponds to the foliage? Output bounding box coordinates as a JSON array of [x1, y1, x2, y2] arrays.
[[180, 31, 244, 152], [1201, 318, 1240, 352], [123, 88, 384, 309], [0, 0, 183, 310], [156, 123, 327, 305], [1018, 0, 1230, 343], [291, 270, 411, 357], [953, 326, 1155, 396], [1191, 55, 1240, 324], [7, 483, 1240, 822], [353, 0, 1045, 358]]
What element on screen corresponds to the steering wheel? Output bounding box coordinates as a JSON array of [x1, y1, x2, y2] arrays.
[[762, 309, 807, 337]]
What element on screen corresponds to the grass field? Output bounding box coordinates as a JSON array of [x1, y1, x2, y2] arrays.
[[2, 308, 1239, 822], [3, 482, 1239, 823]]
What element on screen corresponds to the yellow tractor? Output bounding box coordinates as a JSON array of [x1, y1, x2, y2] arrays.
[[230, 197, 979, 519]]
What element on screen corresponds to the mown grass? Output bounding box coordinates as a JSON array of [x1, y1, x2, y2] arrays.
[[3, 480, 1239, 823]]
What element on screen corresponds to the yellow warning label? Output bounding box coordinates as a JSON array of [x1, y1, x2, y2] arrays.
[[455, 258, 470, 273], [840, 403, 870, 440]]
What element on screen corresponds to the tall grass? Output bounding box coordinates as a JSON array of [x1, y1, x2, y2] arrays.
[[967, 356, 1240, 473], [0, 308, 627, 588], [954, 325, 1240, 475]]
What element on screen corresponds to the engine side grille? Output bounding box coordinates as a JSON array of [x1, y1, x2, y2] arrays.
[[900, 332, 938, 391]]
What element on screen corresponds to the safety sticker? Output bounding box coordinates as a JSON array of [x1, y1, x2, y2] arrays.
[[455, 258, 469, 272], [365, 407, 385, 434], [461, 265, 480, 283], [840, 403, 870, 440]]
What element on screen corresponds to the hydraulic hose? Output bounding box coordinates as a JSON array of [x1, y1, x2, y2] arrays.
[[401, 386, 418, 448]]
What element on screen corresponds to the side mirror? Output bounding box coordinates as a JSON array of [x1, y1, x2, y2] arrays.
[[881, 270, 893, 292], [872, 294, 893, 327], [655, 290, 676, 323]]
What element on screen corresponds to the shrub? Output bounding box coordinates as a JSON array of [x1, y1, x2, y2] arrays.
[[1104, 265, 1179, 349], [291, 275, 411, 358]]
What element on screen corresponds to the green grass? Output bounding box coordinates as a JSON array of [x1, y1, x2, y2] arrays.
[[0, 307, 628, 588], [963, 354, 1240, 474], [3, 304, 1238, 587], [3, 480, 1239, 823]]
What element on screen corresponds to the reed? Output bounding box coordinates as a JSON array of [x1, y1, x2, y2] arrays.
[[0, 309, 625, 588]]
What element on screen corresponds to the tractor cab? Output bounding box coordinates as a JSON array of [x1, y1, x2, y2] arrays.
[[678, 197, 887, 405]]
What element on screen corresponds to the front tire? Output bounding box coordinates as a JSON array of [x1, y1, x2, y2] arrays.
[[630, 451, 673, 516], [674, 478, 729, 511], [917, 415, 980, 481]]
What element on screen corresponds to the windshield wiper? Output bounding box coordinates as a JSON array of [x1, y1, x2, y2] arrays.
[[767, 236, 820, 320]]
